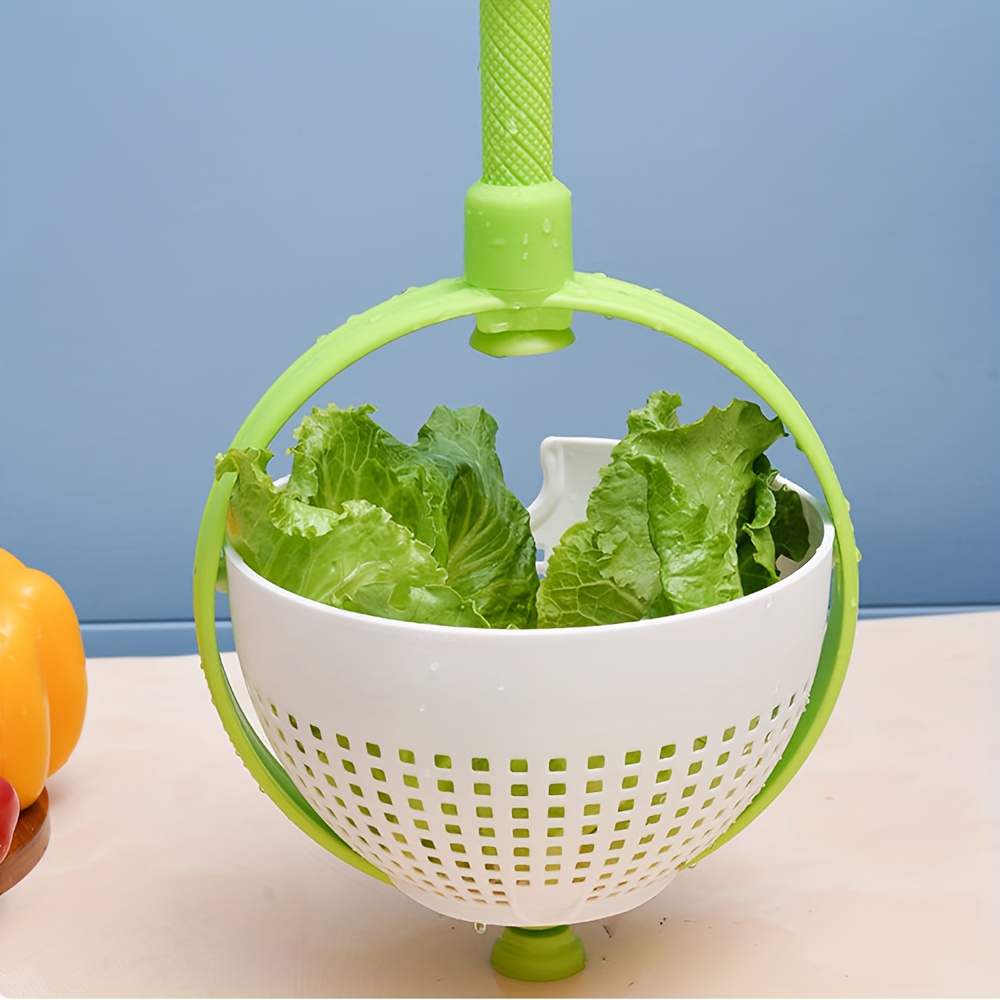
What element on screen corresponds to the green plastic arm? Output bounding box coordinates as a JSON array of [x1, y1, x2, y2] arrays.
[[480, 0, 554, 185]]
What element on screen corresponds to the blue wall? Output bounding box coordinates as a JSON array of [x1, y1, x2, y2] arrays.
[[1, 1, 997, 656]]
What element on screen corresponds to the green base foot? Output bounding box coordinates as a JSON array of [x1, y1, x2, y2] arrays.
[[490, 925, 586, 982]]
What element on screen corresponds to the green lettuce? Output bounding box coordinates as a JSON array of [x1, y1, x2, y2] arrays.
[[218, 404, 538, 629], [535, 392, 811, 627], [218, 393, 811, 630]]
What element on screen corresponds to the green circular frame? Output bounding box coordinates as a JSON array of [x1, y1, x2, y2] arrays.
[[193, 272, 860, 883]]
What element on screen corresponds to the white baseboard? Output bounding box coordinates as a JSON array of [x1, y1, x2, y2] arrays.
[[79, 605, 999, 658]]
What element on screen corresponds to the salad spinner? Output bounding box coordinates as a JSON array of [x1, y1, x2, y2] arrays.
[[193, 0, 860, 982]]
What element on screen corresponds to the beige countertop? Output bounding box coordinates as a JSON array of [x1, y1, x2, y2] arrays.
[[1, 612, 997, 998]]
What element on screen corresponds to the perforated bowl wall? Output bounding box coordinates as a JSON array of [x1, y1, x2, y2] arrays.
[[226, 481, 833, 927]]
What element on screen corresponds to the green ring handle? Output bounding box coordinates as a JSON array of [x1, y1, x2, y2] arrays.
[[193, 273, 859, 878]]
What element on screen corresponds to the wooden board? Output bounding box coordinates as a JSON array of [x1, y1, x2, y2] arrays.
[[0, 787, 49, 895]]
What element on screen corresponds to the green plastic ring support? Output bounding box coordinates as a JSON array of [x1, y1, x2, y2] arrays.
[[192, 275, 860, 966]]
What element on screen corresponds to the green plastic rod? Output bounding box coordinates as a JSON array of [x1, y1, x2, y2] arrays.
[[480, 0, 554, 186], [467, 0, 574, 353]]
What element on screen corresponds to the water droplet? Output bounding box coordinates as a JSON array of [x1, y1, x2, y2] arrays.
[[552, 238, 559, 248], [542, 218, 552, 233], [474, 922, 487, 934], [429, 661, 440, 672], [507, 118, 519, 134], [418, 704, 426, 713], [522, 232, 529, 245], [856, 549, 863, 563], [497, 685, 505, 693], [765, 598, 774, 610], [491, 237, 507, 247], [522, 251, 528, 260]]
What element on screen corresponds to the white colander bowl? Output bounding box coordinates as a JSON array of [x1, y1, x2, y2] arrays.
[[225, 438, 834, 928]]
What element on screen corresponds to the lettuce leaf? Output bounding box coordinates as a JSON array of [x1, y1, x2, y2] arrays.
[[534, 397, 677, 628], [286, 404, 449, 559], [218, 403, 537, 629], [736, 457, 781, 596], [536, 392, 809, 627], [413, 406, 539, 628]]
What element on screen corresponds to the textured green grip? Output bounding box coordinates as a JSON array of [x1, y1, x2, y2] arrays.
[[480, 0, 553, 185]]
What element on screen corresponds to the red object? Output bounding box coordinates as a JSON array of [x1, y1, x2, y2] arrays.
[[0, 777, 19, 864]]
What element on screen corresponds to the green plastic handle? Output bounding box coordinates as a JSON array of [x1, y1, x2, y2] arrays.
[[467, 0, 576, 355], [193, 274, 859, 879], [480, 0, 554, 185]]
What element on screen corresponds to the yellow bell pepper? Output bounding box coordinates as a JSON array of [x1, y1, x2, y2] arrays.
[[0, 548, 87, 808]]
